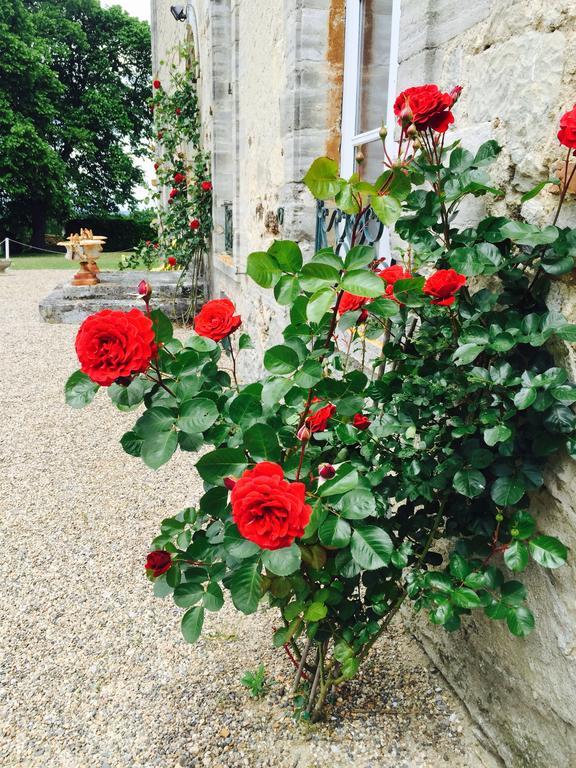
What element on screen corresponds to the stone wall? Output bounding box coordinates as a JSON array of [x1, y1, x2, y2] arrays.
[[398, 3, 576, 767]]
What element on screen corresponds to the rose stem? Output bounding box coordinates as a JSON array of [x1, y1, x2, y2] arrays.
[[228, 341, 240, 392], [292, 637, 312, 693], [305, 644, 323, 714]]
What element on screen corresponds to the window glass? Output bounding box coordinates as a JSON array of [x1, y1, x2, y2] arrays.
[[358, 0, 394, 134]]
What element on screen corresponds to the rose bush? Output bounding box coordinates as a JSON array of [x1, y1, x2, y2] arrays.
[[66, 88, 576, 720]]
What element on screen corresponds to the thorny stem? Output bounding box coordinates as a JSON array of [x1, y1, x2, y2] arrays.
[[292, 637, 312, 693], [145, 372, 176, 398], [306, 644, 323, 714], [229, 342, 240, 391], [552, 147, 575, 226]]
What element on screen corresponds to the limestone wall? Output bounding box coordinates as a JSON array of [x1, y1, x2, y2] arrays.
[[398, 3, 576, 767]]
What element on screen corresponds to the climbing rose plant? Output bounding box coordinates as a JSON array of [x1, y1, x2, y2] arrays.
[[66, 85, 576, 720]]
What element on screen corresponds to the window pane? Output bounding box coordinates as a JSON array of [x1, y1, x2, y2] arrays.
[[358, 0, 393, 134], [355, 139, 385, 185]]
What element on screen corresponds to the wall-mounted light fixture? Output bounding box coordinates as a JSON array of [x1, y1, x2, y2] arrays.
[[170, 5, 187, 21]]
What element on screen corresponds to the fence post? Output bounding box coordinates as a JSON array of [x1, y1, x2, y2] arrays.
[[4, 237, 9, 260]]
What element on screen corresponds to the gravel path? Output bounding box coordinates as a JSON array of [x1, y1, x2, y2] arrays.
[[0, 271, 500, 768]]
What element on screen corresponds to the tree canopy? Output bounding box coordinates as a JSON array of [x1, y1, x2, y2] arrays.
[[0, 0, 151, 244]]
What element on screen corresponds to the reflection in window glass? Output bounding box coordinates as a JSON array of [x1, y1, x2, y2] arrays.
[[358, 0, 393, 134], [355, 140, 385, 184]]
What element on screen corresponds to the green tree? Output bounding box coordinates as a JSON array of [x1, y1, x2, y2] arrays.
[[0, 0, 151, 245]]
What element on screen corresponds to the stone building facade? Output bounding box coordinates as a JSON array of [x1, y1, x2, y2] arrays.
[[150, 2, 576, 766]]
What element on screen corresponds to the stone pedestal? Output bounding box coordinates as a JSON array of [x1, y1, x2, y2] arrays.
[[39, 270, 199, 324]]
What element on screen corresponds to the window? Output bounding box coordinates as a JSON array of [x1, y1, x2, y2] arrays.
[[340, 0, 401, 181]]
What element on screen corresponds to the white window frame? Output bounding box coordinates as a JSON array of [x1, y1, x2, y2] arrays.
[[341, 0, 401, 178]]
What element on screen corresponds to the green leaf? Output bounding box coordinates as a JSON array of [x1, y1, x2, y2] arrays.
[[368, 297, 399, 318], [452, 343, 485, 366], [453, 469, 486, 498], [339, 489, 376, 519], [448, 247, 484, 277], [268, 240, 303, 272], [474, 140, 501, 165], [341, 270, 385, 298], [344, 245, 375, 270], [318, 515, 351, 548], [318, 466, 359, 497], [543, 404, 576, 434], [173, 581, 204, 608], [300, 262, 341, 292], [228, 560, 262, 614], [484, 424, 512, 446], [141, 429, 178, 469], [391, 276, 425, 307], [499, 221, 559, 246], [150, 308, 173, 344], [335, 182, 361, 214], [196, 448, 248, 485], [506, 605, 535, 637], [247, 251, 281, 288], [371, 194, 402, 227], [306, 286, 335, 323], [513, 388, 537, 410], [186, 334, 217, 353], [452, 587, 482, 608], [303, 157, 345, 200], [223, 524, 260, 559], [304, 602, 328, 622], [491, 476, 525, 506], [294, 359, 323, 388], [511, 511, 536, 539], [261, 543, 301, 576], [177, 398, 219, 433], [181, 605, 205, 643], [274, 274, 301, 305], [263, 344, 300, 374], [529, 535, 568, 569], [136, 406, 176, 437], [229, 394, 262, 427], [261, 377, 292, 411], [244, 422, 281, 462], [65, 370, 99, 408], [504, 541, 529, 572], [501, 580, 527, 606], [203, 582, 224, 612], [520, 178, 560, 202], [350, 525, 393, 570], [120, 430, 143, 457], [449, 554, 471, 580]]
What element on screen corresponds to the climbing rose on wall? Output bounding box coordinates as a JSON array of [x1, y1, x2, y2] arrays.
[[75, 309, 156, 386], [423, 269, 467, 306], [193, 298, 242, 342], [558, 105, 576, 149], [393, 84, 456, 133], [230, 462, 312, 550]]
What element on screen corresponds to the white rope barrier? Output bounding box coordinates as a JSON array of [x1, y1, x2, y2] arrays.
[[5, 237, 66, 256]]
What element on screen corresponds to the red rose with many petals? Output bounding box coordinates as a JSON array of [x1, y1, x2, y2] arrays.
[[174, 172, 186, 184], [379, 264, 412, 303], [558, 105, 576, 149], [338, 292, 369, 316], [194, 298, 241, 342], [231, 462, 312, 550], [167, 256, 177, 267], [423, 269, 466, 306], [353, 413, 371, 430], [153, 79, 161, 89], [307, 399, 336, 433], [75, 309, 157, 386], [145, 550, 171, 577], [201, 181, 212, 192], [190, 218, 200, 230], [169, 188, 178, 199], [394, 84, 456, 133]]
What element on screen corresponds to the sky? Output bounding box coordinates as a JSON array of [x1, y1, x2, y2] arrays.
[[102, 0, 150, 22]]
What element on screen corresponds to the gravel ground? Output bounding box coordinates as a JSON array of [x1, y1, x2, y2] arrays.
[[0, 271, 501, 768]]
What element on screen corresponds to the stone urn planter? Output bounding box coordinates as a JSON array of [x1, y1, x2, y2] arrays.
[[58, 229, 107, 286]]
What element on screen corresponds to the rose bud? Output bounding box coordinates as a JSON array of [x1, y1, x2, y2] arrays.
[[353, 413, 371, 430], [145, 550, 172, 577], [201, 180, 212, 191], [319, 463, 336, 479], [379, 125, 388, 140], [138, 280, 152, 300], [358, 309, 369, 324], [224, 476, 237, 491], [406, 123, 418, 138], [169, 188, 178, 199], [175, 107, 181, 115], [450, 85, 463, 104], [115, 375, 134, 387], [400, 106, 414, 125], [190, 218, 200, 230], [153, 79, 161, 89], [153, 243, 159, 249], [297, 424, 311, 442]]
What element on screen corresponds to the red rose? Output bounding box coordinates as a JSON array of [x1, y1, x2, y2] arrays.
[[169, 188, 178, 199], [145, 550, 171, 577], [138, 279, 152, 299], [175, 107, 181, 115], [153, 162, 159, 171], [307, 399, 336, 433], [231, 462, 312, 550], [338, 291, 369, 316], [75, 308, 157, 387], [379, 264, 412, 304], [394, 84, 456, 133], [194, 298, 242, 342], [423, 269, 466, 306], [167, 256, 177, 267], [153, 243, 159, 249], [353, 413, 371, 430], [201, 180, 212, 191], [190, 218, 200, 230], [319, 463, 336, 479], [558, 105, 576, 149], [157, 131, 163, 140], [153, 79, 161, 89], [174, 172, 186, 184]]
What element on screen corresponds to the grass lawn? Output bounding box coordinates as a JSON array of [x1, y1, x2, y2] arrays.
[[6, 251, 159, 270]]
